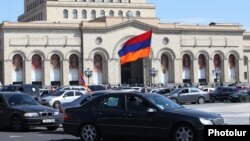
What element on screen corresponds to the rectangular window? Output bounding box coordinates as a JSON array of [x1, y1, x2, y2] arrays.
[[244, 72, 248, 80]]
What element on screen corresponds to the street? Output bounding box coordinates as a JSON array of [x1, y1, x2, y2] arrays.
[[0, 103, 249, 141]]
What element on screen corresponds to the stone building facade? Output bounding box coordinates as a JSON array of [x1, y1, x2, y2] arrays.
[[0, 0, 249, 87]]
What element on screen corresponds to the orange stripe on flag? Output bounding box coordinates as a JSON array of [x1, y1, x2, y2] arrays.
[[120, 47, 150, 65]]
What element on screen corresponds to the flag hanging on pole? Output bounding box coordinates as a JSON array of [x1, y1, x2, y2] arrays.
[[80, 73, 91, 93], [118, 30, 152, 65]]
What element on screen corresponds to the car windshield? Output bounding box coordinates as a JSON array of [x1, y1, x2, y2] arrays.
[[54, 91, 65, 96], [214, 87, 223, 92], [145, 94, 183, 110], [5, 94, 38, 106], [170, 88, 181, 94]]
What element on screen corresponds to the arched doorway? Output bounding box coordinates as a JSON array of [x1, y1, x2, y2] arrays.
[[93, 54, 103, 84], [213, 54, 222, 84], [182, 54, 192, 83], [121, 58, 144, 86], [50, 54, 61, 86], [228, 54, 237, 82], [160, 54, 169, 84], [198, 54, 207, 85], [12, 54, 24, 84], [31, 54, 42, 86], [69, 54, 79, 85]]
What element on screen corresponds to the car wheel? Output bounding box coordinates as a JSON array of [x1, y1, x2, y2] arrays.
[[10, 115, 23, 131], [53, 101, 61, 109], [80, 124, 99, 141], [171, 98, 178, 103], [46, 126, 59, 131], [210, 97, 215, 103], [172, 124, 196, 141], [198, 97, 205, 104]]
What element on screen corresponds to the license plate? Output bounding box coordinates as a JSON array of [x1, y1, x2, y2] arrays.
[[42, 119, 55, 123]]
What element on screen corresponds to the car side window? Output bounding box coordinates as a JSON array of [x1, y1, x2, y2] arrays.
[[64, 88, 70, 90], [75, 91, 83, 96], [64, 91, 74, 97], [180, 89, 189, 94], [190, 89, 199, 93], [92, 96, 123, 111], [126, 96, 150, 111]]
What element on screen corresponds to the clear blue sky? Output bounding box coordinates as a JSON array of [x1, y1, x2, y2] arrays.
[[0, 0, 249, 31]]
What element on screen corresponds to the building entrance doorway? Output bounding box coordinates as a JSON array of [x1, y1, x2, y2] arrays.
[[121, 59, 144, 86]]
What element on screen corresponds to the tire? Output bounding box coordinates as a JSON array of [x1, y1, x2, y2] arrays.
[[80, 124, 99, 141], [53, 101, 61, 109], [197, 97, 205, 104], [46, 126, 59, 131], [10, 115, 24, 131], [172, 123, 196, 141], [210, 97, 215, 103], [171, 98, 178, 103]]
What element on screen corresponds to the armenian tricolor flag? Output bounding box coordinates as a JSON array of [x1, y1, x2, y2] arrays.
[[118, 30, 152, 65], [80, 73, 91, 93]]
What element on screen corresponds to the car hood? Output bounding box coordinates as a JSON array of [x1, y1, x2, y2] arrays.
[[167, 107, 221, 119], [12, 105, 57, 112]]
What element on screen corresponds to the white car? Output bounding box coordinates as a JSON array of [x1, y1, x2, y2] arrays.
[[41, 90, 85, 109], [203, 88, 215, 92]]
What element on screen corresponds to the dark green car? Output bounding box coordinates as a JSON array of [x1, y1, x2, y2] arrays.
[[228, 92, 250, 103]]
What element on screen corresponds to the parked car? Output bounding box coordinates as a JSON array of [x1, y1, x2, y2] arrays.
[[228, 91, 250, 103], [41, 90, 85, 109], [63, 92, 224, 141], [39, 89, 53, 98], [150, 88, 174, 95], [0, 92, 61, 131], [209, 86, 239, 103], [165, 87, 210, 104], [1, 84, 41, 102], [56, 86, 86, 93], [59, 90, 109, 113], [203, 88, 215, 93], [88, 85, 107, 91]]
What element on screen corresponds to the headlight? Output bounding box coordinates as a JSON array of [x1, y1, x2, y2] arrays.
[[199, 118, 214, 125], [54, 111, 59, 116], [24, 113, 39, 117]]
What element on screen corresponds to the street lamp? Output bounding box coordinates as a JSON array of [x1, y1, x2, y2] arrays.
[[84, 68, 92, 85], [149, 67, 158, 86]]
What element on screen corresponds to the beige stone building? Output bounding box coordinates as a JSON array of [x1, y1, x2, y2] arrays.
[[0, 0, 250, 87]]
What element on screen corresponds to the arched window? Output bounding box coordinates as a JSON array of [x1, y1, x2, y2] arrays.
[[100, 10, 105, 17], [109, 10, 114, 17], [136, 11, 141, 17], [117, 0, 122, 3], [12, 54, 24, 84], [244, 56, 248, 66], [31, 54, 42, 85], [182, 54, 191, 82], [73, 9, 78, 19], [69, 54, 79, 85], [118, 10, 123, 17], [93, 54, 103, 84], [82, 10, 87, 19], [63, 9, 68, 19], [91, 10, 96, 19]]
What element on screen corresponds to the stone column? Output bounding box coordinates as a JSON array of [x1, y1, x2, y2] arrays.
[[4, 60, 13, 85], [62, 60, 69, 86], [108, 59, 120, 85], [238, 59, 244, 82], [174, 58, 182, 84], [224, 59, 229, 83], [209, 59, 214, 84], [25, 60, 32, 84], [193, 59, 199, 84], [44, 60, 51, 86]]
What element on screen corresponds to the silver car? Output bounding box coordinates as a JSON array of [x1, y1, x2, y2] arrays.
[[165, 87, 210, 104]]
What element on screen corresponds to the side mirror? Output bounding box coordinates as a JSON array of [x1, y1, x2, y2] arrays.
[[146, 108, 157, 113]]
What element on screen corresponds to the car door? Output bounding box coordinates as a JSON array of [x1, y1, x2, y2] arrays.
[[123, 94, 160, 138], [178, 88, 190, 102], [91, 94, 124, 137], [0, 95, 7, 127], [62, 91, 75, 103], [189, 88, 201, 102]]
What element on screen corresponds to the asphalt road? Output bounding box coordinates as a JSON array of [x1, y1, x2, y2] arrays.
[[0, 102, 249, 141]]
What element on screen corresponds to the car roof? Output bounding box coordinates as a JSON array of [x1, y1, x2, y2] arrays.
[[0, 91, 27, 96]]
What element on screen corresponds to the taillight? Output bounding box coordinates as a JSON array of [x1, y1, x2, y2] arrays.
[[64, 112, 72, 121]]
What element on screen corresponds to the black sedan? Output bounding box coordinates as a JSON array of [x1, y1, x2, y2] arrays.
[[63, 92, 224, 141], [228, 92, 250, 103], [0, 92, 61, 131]]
